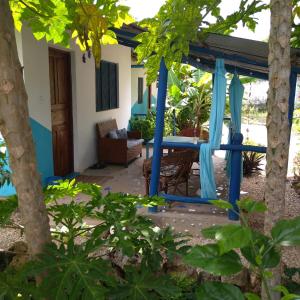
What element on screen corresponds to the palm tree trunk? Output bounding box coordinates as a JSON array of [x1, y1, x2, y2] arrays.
[[0, 0, 51, 256], [263, 0, 292, 298]]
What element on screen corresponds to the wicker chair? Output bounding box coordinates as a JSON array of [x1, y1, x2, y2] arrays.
[[97, 119, 143, 167], [143, 150, 197, 196]]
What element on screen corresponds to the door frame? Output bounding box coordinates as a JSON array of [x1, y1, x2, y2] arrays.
[[49, 47, 74, 176]]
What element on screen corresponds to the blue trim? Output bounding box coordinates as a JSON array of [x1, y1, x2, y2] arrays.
[[289, 72, 297, 127], [0, 118, 54, 196], [161, 193, 216, 204], [30, 118, 54, 186], [149, 59, 168, 213], [131, 88, 157, 116]]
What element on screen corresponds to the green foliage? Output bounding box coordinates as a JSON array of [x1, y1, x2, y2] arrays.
[[0, 180, 190, 299], [9, 0, 134, 66], [283, 267, 300, 296], [184, 244, 243, 276], [2, 185, 300, 299], [0, 142, 11, 188], [129, 112, 156, 141], [196, 281, 245, 300], [0, 196, 18, 227], [28, 242, 114, 300], [129, 111, 174, 140], [291, 1, 300, 48], [243, 140, 265, 177], [135, 0, 267, 84], [167, 65, 212, 131], [111, 267, 181, 300], [184, 198, 300, 300]]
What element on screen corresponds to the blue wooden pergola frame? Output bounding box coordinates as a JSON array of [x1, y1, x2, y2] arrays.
[[114, 26, 299, 220]]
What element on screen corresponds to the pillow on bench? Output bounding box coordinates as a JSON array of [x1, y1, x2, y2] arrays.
[[117, 128, 128, 139], [108, 130, 118, 139]]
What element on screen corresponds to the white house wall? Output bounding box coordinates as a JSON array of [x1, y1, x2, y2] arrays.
[[72, 44, 131, 171], [11, 28, 131, 179], [22, 27, 52, 130]]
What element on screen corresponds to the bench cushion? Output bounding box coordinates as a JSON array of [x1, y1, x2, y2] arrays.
[[127, 139, 144, 149]]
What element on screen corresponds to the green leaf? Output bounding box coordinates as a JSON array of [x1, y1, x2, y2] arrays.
[[111, 268, 181, 300], [241, 232, 280, 268], [0, 195, 18, 227], [275, 286, 300, 300], [238, 199, 267, 213], [271, 216, 300, 246], [196, 282, 245, 300], [27, 243, 115, 300], [201, 225, 223, 239], [209, 200, 233, 210], [245, 292, 260, 300], [215, 224, 252, 254], [184, 244, 243, 276]]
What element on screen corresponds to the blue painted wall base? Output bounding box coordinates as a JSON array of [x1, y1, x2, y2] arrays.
[[0, 118, 54, 196]]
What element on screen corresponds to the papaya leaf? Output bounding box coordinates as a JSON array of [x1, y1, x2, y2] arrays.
[[245, 292, 261, 300], [201, 225, 223, 239], [241, 232, 280, 268], [196, 281, 245, 300], [26, 242, 115, 300], [209, 199, 233, 210], [110, 267, 181, 300], [184, 244, 243, 276], [271, 216, 300, 246], [237, 198, 267, 213], [215, 224, 252, 254]]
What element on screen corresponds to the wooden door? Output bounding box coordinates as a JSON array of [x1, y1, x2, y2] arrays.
[[49, 48, 73, 176]]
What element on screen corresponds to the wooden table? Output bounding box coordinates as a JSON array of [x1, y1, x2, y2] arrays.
[[146, 136, 206, 159]]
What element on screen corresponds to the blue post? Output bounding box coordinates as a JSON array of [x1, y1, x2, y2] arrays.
[[228, 133, 243, 220], [149, 59, 168, 213], [288, 71, 297, 128], [172, 109, 176, 136]]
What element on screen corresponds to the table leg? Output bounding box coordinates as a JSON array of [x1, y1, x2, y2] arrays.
[[146, 143, 149, 159]]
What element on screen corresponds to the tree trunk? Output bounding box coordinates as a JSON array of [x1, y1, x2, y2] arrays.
[[0, 0, 51, 256], [264, 0, 292, 298]]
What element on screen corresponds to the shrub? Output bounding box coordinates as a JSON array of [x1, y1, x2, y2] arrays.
[[129, 111, 175, 141], [243, 140, 265, 177], [1, 183, 300, 299]]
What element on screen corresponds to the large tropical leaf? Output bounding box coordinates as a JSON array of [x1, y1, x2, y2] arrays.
[[27, 242, 115, 300], [184, 244, 243, 276], [196, 282, 245, 300]]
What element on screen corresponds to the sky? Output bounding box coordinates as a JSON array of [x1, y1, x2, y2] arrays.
[[120, 0, 270, 42]]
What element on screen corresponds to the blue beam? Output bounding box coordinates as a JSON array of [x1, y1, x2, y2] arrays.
[[160, 141, 267, 153], [113, 27, 300, 75], [189, 44, 268, 69], [149, 59, 168, 212], [160, 193, 216, 204], [186, 56, 268, 80], [228, 133, 243, 220], [289, 71, 297, 127]]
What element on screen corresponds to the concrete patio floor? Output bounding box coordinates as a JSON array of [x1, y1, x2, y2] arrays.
[[82, 147, 235, 237]]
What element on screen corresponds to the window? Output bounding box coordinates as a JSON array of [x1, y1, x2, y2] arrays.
[[138, 77, 143, 104], [96, 61, 119, 111]]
